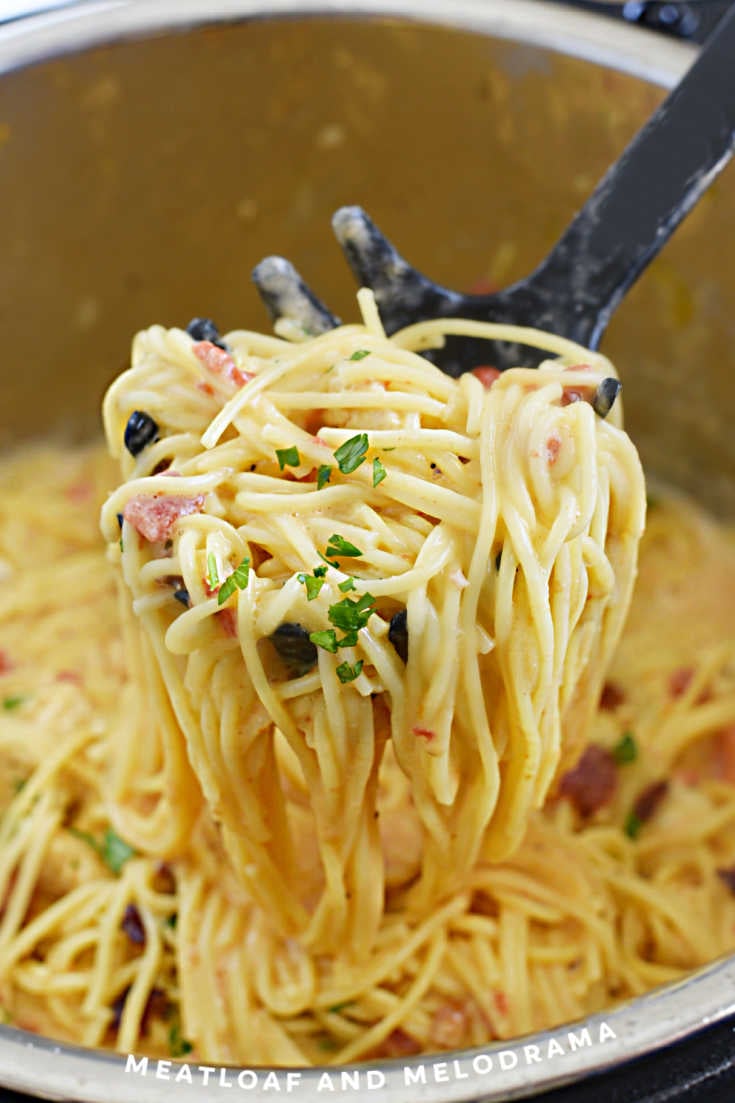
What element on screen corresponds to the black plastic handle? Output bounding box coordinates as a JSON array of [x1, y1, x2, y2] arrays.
[[531, 1, 735, 349]]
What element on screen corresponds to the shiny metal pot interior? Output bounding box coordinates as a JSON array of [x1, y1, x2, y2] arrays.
[[0, 1, 734, 1099]]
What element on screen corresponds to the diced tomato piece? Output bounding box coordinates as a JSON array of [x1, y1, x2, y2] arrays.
[[193, 341, 253, 388], [472, 366, 502, 388], [412, 726, 435, 742], [123, 494, 205, 543]]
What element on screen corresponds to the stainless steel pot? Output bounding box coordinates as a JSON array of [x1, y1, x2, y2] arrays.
[[1, 2, 734, 1099]]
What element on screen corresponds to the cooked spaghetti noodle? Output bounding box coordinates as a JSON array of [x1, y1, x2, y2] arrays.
[[0, 304, 732, 1066]]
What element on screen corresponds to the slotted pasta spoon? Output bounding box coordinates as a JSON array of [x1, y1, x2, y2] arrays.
[[252, 5, 735, 377]]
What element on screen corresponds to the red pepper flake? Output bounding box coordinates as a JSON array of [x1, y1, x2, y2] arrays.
[[121, 903, 146, 946], [123, 494, 205, 543], [669, 667, 694, 698], [545, 434, 562, 465], [493, 991, 509, 1017], [193, 340, 252, 388], [599, 681, 625, 711], [196, 381, 215, 396], [565, 363, 593, 372], [412, 726, 435, 742], [471, 366, 502, 388], [217, 607, 237, 638], [558, 745, 618, 817], [633, 780, 669, 824], [0, 651, 13, 675], [56, 670, 82, 686], [717, 867, 735, 895]]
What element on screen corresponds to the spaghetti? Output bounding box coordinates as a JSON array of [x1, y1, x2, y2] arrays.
[[0, 303, 732, 1066]]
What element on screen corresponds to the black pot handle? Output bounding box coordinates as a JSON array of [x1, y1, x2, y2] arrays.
[[560, 0, 734, 42]]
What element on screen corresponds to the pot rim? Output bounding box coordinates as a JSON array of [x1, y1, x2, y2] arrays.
[[0, 3, 722, 1101], [0, 0, 696, 83]]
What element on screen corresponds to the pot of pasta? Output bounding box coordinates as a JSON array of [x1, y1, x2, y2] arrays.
[[0, 1, 734, 1101]]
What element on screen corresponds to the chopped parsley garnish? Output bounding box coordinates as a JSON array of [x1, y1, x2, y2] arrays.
[[168, 1021, 193, 1058], [317, 464, 333, 490], [103, 830, 136, 874], [276, 446, 301, 470], [70, 827, 136, 874], [328, 1001, 355, 1015], [325, 534, 363, 560], [217, 557, 251, 605], [336, 660, 363, 684], [334, 433, 369, 474], [327, 593, 376, 633], [2, 696, 24, 711], [165, 913, 178, 929], [313, 565, 328, 578], [11, 778, 26, 794], [298, 573, 326, 601], [349, 349, 371, 361], [338, 578, 356, 593], [309, 629, 339, 654], [206, 552, 219, 590], [308, 589, 375, 658], [624, 812, 642, 840], [613, 732, 638, 765], [372, 457, 387, 487]]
